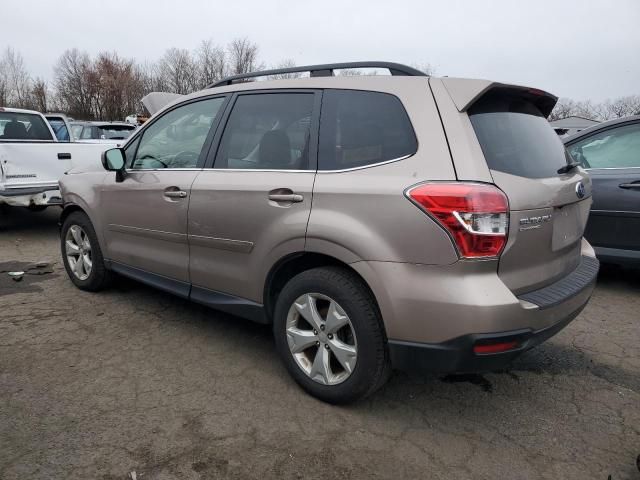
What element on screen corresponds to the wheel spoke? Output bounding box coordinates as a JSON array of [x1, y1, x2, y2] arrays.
[[286, 327, 318, 353], [328, 338, 357, 374], [65, 240, 80, 256], [325, 301, 349, 334], [309, 345, 331, 384], [70, 225, 82, 245], [82, 253, 92, 271], [73, 255, 84, 277], [294, 294, 323, 331]]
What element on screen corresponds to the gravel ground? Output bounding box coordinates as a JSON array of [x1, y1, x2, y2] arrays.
[[1, 207, 639, 480]]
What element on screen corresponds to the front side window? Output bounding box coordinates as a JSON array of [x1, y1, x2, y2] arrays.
[[0, 112, 52, 140], [318, 90, 417, 170], [130, 97, 225, 169], [567, 123, 640, 169], [214, 93, 315, 170]]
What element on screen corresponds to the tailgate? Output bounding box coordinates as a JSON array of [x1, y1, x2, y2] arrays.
[[464, 85, 593, 293]]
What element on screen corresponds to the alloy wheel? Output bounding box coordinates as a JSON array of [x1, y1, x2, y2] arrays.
[[286, 293, 358, 385], [65, 225, 93, 281]]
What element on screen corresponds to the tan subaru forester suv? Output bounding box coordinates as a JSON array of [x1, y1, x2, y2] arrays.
[[59, 62, 599, 403]]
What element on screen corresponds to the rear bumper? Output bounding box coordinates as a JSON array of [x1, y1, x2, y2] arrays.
[[594, 246, 640, 266], [0, 185, 62, 207], [351, 245, 599, 374], [388, 302, 586, 373]]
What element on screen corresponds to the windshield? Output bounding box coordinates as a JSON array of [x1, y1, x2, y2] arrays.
[[0, 112, 52, 141], [469, 92, 568, 178]]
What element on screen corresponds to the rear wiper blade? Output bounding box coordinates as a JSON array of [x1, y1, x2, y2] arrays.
[[557, 161, 581, 175]]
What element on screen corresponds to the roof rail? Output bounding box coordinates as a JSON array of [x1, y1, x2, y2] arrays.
[[207, 61, 428, 88]]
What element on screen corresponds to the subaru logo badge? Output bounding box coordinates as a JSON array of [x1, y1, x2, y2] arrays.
[[575, 181, 586, 199]]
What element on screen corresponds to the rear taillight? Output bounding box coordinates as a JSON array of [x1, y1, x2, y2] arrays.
[[406, 183, 509, 258]]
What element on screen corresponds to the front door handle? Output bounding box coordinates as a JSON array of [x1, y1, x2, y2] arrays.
[[58, 152, 71, 160], [619, 182, 640, 189], [268, 193, 304, 203], [164, 190, 188, 198]]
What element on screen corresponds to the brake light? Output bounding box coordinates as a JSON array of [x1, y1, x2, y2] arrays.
[[407, 183, 509, 258]]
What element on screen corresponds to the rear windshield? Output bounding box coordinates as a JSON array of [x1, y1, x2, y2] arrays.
[[96, 125, 135, 139], [469, 92, 568, 178], [0, 112, 52, 141]]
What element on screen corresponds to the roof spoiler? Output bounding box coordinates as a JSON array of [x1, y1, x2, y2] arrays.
[[141, 92, 185, 115], [441, 78, 558, 117]]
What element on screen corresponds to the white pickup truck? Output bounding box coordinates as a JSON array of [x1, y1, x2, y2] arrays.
[[0, 107, 116, 210]]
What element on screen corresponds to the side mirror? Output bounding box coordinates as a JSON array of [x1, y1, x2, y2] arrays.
[[101, 148, 126, 182]]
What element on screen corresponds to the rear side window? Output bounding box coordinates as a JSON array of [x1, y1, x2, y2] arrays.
[[319, 90, 417, 170], [469, 92, 568, 178], [215, 93, 315, 170], [0, 112, 52, 140], [567, 123, 640, 169], [48, 119, 70, 142]]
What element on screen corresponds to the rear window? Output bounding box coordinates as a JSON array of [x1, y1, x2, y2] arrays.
[[319, 90, 417, 170], [0, 112, 52, 141], [469, 92, 568, 178], [96, 125, 135, 140]]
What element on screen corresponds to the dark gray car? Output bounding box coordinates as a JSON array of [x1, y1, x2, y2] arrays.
[[564, 115, 640, 265]]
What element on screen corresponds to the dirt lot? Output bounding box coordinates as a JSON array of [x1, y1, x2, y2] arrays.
[[1, 207, 638, 480]]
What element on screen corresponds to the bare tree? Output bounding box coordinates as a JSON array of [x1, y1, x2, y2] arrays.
[[157, 48, 199, 94], [31, 78, 48, 112], [601, 95, 640, 119], [54, 49, 94, 119], [197, 40, 227, 87], [227, 38, 262, 75], [411, 62, 436, 76], [1, 47, 33, 108]]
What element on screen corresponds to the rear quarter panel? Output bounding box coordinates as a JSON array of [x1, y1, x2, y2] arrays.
[[307, 79, 459, 265]]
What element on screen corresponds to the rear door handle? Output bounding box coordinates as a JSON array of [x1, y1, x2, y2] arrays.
[[58, 153, 71, 160], [268, 193, 304, 203], [619, 182, 640, 189], [164, 190, 188, 198]]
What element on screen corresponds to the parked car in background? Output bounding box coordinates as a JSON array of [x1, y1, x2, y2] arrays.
[[0, 107, 117, 210], [76, 122, 136, 143], [565, 115, 640, 265], [70, 121, 87, 141], [45, 113, 75, 142], [58, 62, 599, 403]]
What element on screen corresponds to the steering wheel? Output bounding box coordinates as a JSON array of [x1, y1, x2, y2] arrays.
[[138, 154, 168, 168]]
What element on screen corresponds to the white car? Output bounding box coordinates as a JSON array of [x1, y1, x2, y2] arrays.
[[0, 107, 117, 210]]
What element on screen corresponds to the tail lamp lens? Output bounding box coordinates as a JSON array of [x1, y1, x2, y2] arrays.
[[407, 183, 509, 258]]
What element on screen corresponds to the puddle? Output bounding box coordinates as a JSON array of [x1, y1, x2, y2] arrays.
[[0, 261, 58, 296]]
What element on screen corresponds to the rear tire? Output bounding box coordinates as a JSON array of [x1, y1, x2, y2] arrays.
[[60, 211, 111, 291], [273, 266, 390, 404]]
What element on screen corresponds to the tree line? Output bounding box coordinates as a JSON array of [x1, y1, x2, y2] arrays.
[[1, 38, 280, 121], [1, 39, 637, 122]]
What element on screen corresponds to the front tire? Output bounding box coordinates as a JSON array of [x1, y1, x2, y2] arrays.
[[273, 266, 390, 404], [60, 211, 111, 291]]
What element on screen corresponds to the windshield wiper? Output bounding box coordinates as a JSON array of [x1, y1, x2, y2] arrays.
[[557, 161, 581, 175]]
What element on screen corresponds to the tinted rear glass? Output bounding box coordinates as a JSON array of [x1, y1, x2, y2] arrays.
[[319, 90, 417, 170], [0, 112, 52, 140], [469, 92, 568, 178]]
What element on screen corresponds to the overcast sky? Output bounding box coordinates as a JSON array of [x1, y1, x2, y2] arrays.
[[2, 0, 639, 101]]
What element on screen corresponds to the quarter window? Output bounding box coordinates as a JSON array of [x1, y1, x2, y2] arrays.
[[214, 93, 315, 170], [318, 90, 417, 170], [567, 123, 640, 169], [130, 97, 225, 169]]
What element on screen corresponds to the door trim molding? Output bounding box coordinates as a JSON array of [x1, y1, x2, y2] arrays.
[[108, 224, 187, 243], [188, 234, 254, 253]]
